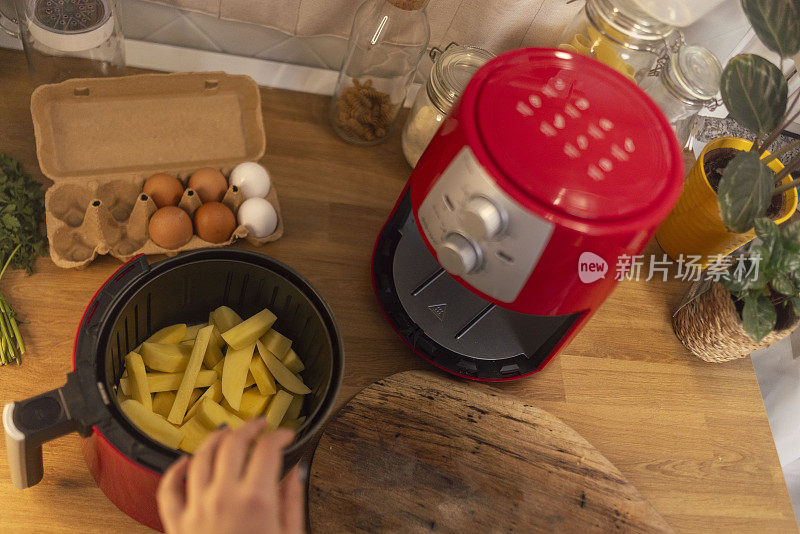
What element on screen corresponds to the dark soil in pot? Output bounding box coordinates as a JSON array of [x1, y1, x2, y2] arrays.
[[704, 147, 784, 219]]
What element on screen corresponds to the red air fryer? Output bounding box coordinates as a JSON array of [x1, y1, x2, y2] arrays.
[[3, 249, 344, 530], [372, 48, 683, 381]]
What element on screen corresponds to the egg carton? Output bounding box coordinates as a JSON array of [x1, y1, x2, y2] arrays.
[[31, 71, 281, 269], [44, 168, 284, 268]]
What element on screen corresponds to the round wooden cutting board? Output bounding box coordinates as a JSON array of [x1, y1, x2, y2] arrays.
[[309, 370, 672, 533]]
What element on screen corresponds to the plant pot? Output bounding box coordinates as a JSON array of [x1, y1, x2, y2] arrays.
[[672, 282, 798, 362], [655, 137, 798, 268]]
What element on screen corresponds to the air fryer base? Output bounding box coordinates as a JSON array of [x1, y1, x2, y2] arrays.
[[372, 189, 581, 380]]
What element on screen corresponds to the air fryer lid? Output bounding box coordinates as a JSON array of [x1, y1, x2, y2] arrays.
[[6, 249, 344, 486]]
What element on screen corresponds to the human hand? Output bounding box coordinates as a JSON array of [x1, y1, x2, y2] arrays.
[[157, 418, 305, 534]]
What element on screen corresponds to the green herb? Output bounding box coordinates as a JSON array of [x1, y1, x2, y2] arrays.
[[0, 153, 48, 273], [0, 245, 24, 365]]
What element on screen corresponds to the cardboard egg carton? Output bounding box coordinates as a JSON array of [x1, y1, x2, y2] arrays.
[[31, 72, 283, 269]]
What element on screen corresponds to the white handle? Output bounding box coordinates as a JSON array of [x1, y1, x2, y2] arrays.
[[3, 403, 40, 489]]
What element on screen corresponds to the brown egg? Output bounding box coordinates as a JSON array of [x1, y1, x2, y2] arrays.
[[148, 206, 193, 249], [194, 202, 236, 243], [142, 173, 184, 208], [188, 167, 228, 203]]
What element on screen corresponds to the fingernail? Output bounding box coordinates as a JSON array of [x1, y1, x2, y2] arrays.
[[298, 463, 308, 482], [216, 423, 227, 431]]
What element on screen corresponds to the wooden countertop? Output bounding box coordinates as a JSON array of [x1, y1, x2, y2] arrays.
[[0, 49, 795, 532]]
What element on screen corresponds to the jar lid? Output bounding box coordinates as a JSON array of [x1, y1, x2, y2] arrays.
[[587, 0, 676, 50], [428, 45, 495, 114], [467, 48, 683, 225], [669, 45, 722, 102]]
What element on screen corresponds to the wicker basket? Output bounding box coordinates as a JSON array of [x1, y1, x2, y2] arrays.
[[673, 282, 798, 363]]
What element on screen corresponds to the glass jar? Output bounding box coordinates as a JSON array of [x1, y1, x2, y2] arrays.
[[639, 45, 721, 143], [401, 44, 494, 167], [329, 0, 429, 145], [557, 0, 677, 82], [0, 0, 125, 84]]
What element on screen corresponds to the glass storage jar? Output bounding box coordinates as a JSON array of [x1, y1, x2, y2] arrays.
[[557, 0, 677, 81], [329, 0, 429, 145], [639, 45, 721, 144], [401, 44, 494, 167]]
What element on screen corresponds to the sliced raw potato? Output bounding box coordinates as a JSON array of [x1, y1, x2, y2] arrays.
[[196, 398, 244, 429], [264, 390, 293, 430], [223, 309, 277, 350], [180, 340, 195, 347], [125, 352, 152, 410], [209, 325, 225, 349], [249, 355, 277, 395], [210, 306, 243, 334], [212, 359, 224, 378], [281, 349, 305, 374], [237, 389, 271, 419], [119, 377, 130, 396], [285, 393, 304, 421], [182, 324, 204, 342], [152, 391, 176, 418], [116, 389, 128, 406], [260, 329, 292, 359], [280, 416, 306, 431], [120, 399, 183, 449], [168, 325, 213, 424], [146, 370, 217, 392], [179, 416, 212, 453], [222, 343, 255, 411], [257, 341, 311, 394], [186, 380, 222, 421], [245, 372, 255, 388], [203, 340, 224, 369], [140, 343, 192, 372], [145, 324, 187, 345], [189, 387, 203, 406]]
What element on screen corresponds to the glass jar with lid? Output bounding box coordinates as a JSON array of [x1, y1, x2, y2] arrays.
[[557, 0, 677, 81], [639, 45, 721, 144], [329, 0, 430, 145], [401, 44, 494, 167]]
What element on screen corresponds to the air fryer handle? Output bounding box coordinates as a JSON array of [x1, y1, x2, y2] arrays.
[[3, 372, 90, 489]]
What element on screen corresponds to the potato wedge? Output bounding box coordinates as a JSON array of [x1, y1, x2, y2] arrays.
[[249, 355, 277, 395], [186, 380, 222, 421], [145, 324, 187, 345], [222, 309, 277, 350], [196, 398, 244, 429], [141, 343, 192, 372], [257, 341, 311, 394], [245, 372, 255, 388], [222, 343, 255, 411], [146, 370, 217, 392], [260, 329, 292, 359], [209, 325, 225, 350], [125, 352, 152, 410], [281, 349, 305, 374], [264, 390, 293, 430], [280, 416, 306, 431], [237, 389, 271, 419], [120, 399, 183, 449], [212, 359, 223, 378], [284, 393, 304, 421], [152, 391, 176, 418], [210, 306, 243, 334], [169, 325, 213, 424], [182, 324, 204, 342], [179, 416, 212, 453], [203, 340, 224, 369]]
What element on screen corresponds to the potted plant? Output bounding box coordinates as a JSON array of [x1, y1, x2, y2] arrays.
[[673, 218, 800, 362], [656, 0, 800, 267]]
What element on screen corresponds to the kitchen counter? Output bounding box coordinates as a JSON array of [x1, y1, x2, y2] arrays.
[[0, 48, 795, 532]]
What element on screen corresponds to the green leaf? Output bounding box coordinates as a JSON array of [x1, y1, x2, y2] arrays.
[[771, 273, 795, 295], [754, 216, 781, 259], [741, 0, 800, 58], [782, 220, 800, 254], [791, 296, 800, 317], [717, 151, 774, 232], [720, 54, 788, 136], [742, 295, 778, 342]]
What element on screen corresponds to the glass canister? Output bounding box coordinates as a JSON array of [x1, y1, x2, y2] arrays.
[[329, 0, 430, 145], [639, 45, 721, 144], [0, 0, 125, 84], [557, 0, 677, 81], [401, 44, 494, 167]]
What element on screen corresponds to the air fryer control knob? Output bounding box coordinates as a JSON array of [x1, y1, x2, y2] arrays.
[[436, 233, 481, 276], [462, 196, 505, 239]]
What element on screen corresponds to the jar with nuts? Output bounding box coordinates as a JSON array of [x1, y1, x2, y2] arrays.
[[329, 0, 430, 145]]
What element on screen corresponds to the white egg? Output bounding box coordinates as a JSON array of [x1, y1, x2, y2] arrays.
[[237, 197, 278, 238], [230, 162, 271, 199]]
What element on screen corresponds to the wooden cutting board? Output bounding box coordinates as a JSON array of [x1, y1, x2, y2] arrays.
[[309, 370, 672, 533]]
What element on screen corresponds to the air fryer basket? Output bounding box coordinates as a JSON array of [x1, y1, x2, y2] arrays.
[[99, 249, 344, 472]]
